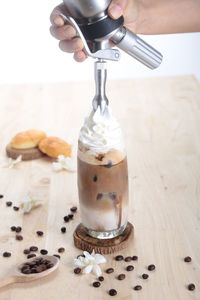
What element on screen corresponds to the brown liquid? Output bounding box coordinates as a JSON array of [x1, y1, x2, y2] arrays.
[[77, 156, 129, 232]]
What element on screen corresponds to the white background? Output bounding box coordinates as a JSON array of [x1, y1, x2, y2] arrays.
[[0, 0, 200, 84]]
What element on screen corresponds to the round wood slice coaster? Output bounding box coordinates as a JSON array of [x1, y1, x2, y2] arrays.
[[6, 144, 45, 161], [73, 222, 134, 255]]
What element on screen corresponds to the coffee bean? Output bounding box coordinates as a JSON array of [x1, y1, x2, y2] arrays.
[[61, 227, 66, 233], [74, 267, 81, 274], [124, 256, 132, 262], [30, 246, 38, 252], [106, 268, 114, 274], [58, 247, 65, 253], [46, 263, 54, 269], [96, 193, 103, 200], [188, 283, 195, 291], [16, 234, 23, 241], [70, 206, 77, 213], [98, 276, 104, 282], [64, 216, 69, 222], [15, 226, 22, 233], [115, 255, 124, 261], [117, 274, 126, 280], [40, 249, 48, 255], [22, 268, 31, 274], [3, 252, 11, 258], [104, 160, 113, 168], [13, 206, 19, 211], [148, 264, 156, 271], [36, 231, 44, 237], [93, 175, 98, 182], [24, 249, 31, 255], [184, 256, 192, 263], [134, 285, 142, 291], [142, 273, 149, 279], [10, 226, 16, 232], [132, 256, 138, 261], [77, 254, 85, 259], [6, 201, 12, 207], [95, 154, 104, 161], [0, 194, 4, 199], [108, 289, 117, 296], [93, 281, 101, 288], [126, 265, 134, 271], [68, 214, 74, 219], [53, 254, 60, 259], [27, 254, 36, 259]]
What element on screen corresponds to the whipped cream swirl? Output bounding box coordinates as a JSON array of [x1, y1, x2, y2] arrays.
[[79, 106, 124, 153]]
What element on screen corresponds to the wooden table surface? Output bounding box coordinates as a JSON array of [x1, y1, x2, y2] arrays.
[[0, 75, 200, 300]]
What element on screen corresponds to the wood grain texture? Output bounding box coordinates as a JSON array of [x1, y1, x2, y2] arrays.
[[0, 75, 200, 300]]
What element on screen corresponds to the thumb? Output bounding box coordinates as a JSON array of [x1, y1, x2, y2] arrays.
[[108, 0, 128, 19]]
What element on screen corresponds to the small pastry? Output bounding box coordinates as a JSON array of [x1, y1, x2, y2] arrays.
[[39, 136, 71, 158], [6, 129, 46, 161]]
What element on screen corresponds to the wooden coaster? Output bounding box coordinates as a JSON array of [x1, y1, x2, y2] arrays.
[[6, 144, 45, 161], [73, 222, 134, 255]]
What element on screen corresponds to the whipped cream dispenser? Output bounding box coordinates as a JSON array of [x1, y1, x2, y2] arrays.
[[61, 0, 163, 239]]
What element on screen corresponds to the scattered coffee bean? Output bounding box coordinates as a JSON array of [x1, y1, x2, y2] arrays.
[[36, 231, 44, 237], [132, 256, 138, 261], [16, 234, 23, 241], [93, 281, 101, 288], [68, 214, 74, 219], [3, 252, 11, 258], [24, 249, 31, 255], [106, 268, 114, 274], [74, 267, 81, 274], [77, 254, 85, 259], [61, 227, 66, 233], [115, 255, 124, 261], [6, 201, 12, 207], [126, 265, 134, 271], [142, 273, 149, 280], [53, 254, 61, 259], [134, 285, 142, 291], [58, 247, 65, 253], [30, 246, 38, 252], [108, 289, 117, 296], [13, 206, 19, 211], [64, 216, 70, 222], [93, 175, 98, 182], [124, 256, 132, 262], [188, 283, 195, 291], [148, 264, 156, 271], [15, 226, 22, 233], [184, 256, 192, 263], [98, 276, 104, 282], [40, 249, 48, 255], [27, 253, 36, 259], [10, 226, 16, 232], [117, 274, 126, 280], [0, 194, 4, 199], [70, 206, 77, 213]]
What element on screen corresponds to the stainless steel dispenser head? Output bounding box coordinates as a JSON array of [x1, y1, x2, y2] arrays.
[[62, 0, 163, 69]]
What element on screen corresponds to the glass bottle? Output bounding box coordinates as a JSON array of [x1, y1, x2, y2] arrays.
[[77, 60, 129, 239]]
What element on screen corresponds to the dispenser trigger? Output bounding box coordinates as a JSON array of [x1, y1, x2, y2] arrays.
[[59, 13, 120, 61]]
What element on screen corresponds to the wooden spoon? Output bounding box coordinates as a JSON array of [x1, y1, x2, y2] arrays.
[[0, 255, 60, 288]]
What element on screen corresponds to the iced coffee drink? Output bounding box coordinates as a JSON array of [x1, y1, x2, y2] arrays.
[[78, 105, 128, 239]]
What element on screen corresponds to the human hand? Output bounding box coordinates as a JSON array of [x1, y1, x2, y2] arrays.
[[50, 0, 134, 62]]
